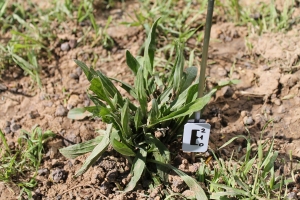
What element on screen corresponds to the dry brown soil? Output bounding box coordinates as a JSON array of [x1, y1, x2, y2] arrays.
[[1, 0, 300, 199]]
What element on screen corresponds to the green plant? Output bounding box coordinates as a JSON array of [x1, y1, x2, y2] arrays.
[[217, 0, 295, 34], [0, 127, 55, 198], [60, 18, 237, 198], [197, 135, 293, 199]]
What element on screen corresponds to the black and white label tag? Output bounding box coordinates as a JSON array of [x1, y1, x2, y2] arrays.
[[182, 123, 211, 152]]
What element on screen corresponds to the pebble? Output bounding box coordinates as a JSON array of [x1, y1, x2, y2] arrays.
[[243, 116, 254, 125], [51, 169, 67, 183], [38, 168, 49, 176], [106, 169, 119, 182], [0, 83, 7, 91], [10, 123, 21, 132], [29, 110, 40, 119], [60, 42, 70, 51], [75, 67, 82, 76], [55, 105, 67, 116], [4, 126, 11, 134], [217, 67, 227, 76], [68, 39, 77, 49], [277, 105, 287, 114], [67, 95, 79, 110], [274, 98, 281, 106], [287, 192, 297, 199], [69, 73, 79, 80]]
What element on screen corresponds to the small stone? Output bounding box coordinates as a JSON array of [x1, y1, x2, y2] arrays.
[[277, 105, 287, 114], [273, 115, 282, 123], [67, 95, 79, 110], [287, 192, 297, 199], [4, 126, 11, 134], [69, 73, 79, 79], [274, 98, 281, 106], [60, 42, 70, 51], [68, 39, 77, 49], [217, 67, 227, 76], [55, 105, 67, 116], [75, 67, 82, 76], [56, 195, 62, 200], [99, 181, 111, 195], [10, 123, 21, 132], [29, 110, 40, 119], [38, 168, 49, 176], [106, 169, 118, 182], [0, 83, 7, 91], [243, 116, 254, 125], [240, 111, 248, 118], [51, 169, 67, 183]]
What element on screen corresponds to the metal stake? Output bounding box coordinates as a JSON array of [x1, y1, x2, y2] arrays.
[[195, 0, 215, 122]]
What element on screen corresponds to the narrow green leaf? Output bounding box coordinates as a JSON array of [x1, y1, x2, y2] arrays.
[[148, 99, 159, 125], [67, 107, 93, 120], [95, 70, 124, 107], [145, 133, 170, 182], [149, 89, 216, 127], [74, 59, 93, 81], [59, 136, 103, 159], [126, 50, 140, 75], [143, 18, 160, 76], [149, 159, 208, 200], [90, 78, 115, 110], [134, 107, 143, 130], [180, 66, 198, 93], [170, 83, 197, 111], [121, 100, 132, 137], [109, 77, 138, 99], [218, 135, 249, 150], [124, 148, 147, 192], [209, 182, 250, 197], [135, 67, 148, 117], [172, 43, 185, 94], [112, 139, 135, 156], [262, 151, 278, 178], [75, 125, 112, 177]]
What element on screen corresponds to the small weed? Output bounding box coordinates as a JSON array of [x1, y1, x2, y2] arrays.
[[0, 127, 55, 198], [197, 134, 293, 199]]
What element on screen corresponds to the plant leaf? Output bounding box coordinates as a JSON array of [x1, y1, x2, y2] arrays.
[[109, 77, 138, 99], [89, 78, 115, 110], [134, 107, 143, 130], [111, 138, 136, 156], [75, 125, 112, 177], [172, 43, 185, 94], [143, 18, 160, 77], [145, 133, 170, 182], [126, 50, 140, 75], [59, 136, 103, 159], [149, 89, 217, 127], [124, 148, 147, 192], [74, 59, 94, 81], [148, 159, 208, 200], [135, 67, 148, 117], [67, 107, 93, 120], [121, 100, 132, 138], [180, 66, 198, 93]]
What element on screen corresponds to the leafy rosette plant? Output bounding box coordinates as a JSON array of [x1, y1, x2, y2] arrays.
[[60, 18, 237, 199]]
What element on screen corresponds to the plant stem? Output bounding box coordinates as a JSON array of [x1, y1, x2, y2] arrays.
[[195, 0, 214, 122]]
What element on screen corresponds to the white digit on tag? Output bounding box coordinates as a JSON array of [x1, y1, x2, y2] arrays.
[[182, 123, 211, 152]]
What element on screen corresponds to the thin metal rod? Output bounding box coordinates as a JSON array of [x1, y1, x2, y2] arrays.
[[195, 0, 215, 122]]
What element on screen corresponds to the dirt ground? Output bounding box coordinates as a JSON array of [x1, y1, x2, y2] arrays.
[[1, 0, 300, 199]]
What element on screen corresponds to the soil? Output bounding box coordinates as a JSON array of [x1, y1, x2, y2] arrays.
[[1, 0, 300, 199]]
